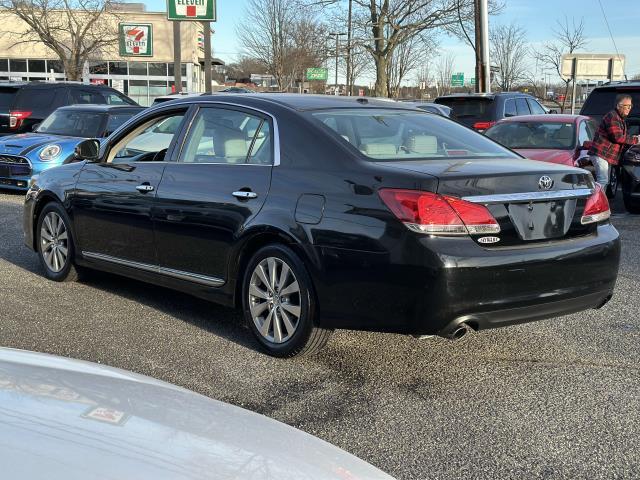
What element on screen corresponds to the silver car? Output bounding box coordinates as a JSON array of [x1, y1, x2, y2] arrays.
[[0, 348, 394, 479]]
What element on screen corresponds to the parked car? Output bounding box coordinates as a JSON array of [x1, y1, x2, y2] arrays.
[[620, 144, 640, 213], [434, 92, 548, 132], [219, 86, 256, 93], [484, 114, 596, 166], [0, 347, 394, 479], [0, 104, 143, 190], [399, 101, 452, 117], [24, 95, 620, 357], [0, 81, 137, 135]]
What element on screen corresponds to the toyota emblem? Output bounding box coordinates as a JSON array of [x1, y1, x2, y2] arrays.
[[538, 176, 554, 190]]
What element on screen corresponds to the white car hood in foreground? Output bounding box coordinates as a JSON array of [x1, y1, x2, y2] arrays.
[[0, 348, 394, 480]]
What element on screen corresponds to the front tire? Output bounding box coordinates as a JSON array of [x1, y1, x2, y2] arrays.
[[242, 244, 332, 357], [36, 202, 81, 282]]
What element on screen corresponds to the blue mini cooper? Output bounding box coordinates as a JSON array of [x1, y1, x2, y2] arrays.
[[0, 104, 143, 190]]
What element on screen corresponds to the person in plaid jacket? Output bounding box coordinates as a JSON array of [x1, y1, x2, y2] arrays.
[[588, 94, 640, 189]]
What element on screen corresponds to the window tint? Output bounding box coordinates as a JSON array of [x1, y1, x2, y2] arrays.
[[527, 99, 546, 115], [180, 108, 272, 164], [311, 109, 518, 161], [435, 98, 492, 121], [73, 90, 106, 104], [37, 110, 106, 137], [486, 122, 576, 150], [515, 98, 531, 115], [111, 113, 185, 162], [0, 87, 19, 109], [15, 89, 54, 110], [504, 99, 517, 117]]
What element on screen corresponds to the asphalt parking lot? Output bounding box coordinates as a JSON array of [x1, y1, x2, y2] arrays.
[[1, 189, 639, 480]]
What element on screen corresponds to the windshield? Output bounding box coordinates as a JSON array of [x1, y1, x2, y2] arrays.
[[309, 108, 518, 161], [37, 110, 107, 137], [486, 121, 576, 150], [104, 113, 138, 136]]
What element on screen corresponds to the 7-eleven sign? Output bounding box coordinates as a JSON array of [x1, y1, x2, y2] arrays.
[[167, 0, 216, 21], [119, 23, 153, 57]]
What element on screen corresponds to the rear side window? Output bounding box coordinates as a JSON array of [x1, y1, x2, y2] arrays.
[[582, 90, 640, 117], [515, 98, 531, 115], [72, 90, 107, 104], [101, 90, 136, 105], [14, 89, 54, 110], [527, 99, 546, 115], [0, 87, 18, 110]]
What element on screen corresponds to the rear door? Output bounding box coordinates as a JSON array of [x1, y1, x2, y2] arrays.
[[153, 104, 274, 282]]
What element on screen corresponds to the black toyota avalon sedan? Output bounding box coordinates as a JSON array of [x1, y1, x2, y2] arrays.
[[23, 94, 620, 357]]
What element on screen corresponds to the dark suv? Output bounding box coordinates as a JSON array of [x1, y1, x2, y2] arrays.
[[434, 92, 548, 132], [0, 82, 137, 135], [581, 82, 640, 211]]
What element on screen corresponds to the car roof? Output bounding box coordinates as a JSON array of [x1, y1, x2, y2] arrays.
[[435, 92, 533, 100], [0, 81, 118, 90], [497, 114, 590, 123], [164, 93, 424, 112], [55, 104, 145, 113]]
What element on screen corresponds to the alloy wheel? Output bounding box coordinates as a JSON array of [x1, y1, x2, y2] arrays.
[[248, 256, 301, 344], [40, 211, 69, 273]]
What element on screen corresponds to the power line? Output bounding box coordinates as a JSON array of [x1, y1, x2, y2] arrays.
[[597, 0, 627, 80]]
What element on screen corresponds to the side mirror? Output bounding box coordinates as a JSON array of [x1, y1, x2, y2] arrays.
[[548, 108, 559, 114], [74, 139, 100, 161]]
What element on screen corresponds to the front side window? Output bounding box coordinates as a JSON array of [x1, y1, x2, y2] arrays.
[[311, 109, 518, 161], [109, 112, 185, 163], [578, 120, 591, 145], [527, 99, 546, 115], [37, 110, 106, 137], [504, 99, 517, 117], [179, 107, 272, 164], [101, 91, 135, 105], [486, 121, 576, 150], [515, 98, 531, 116]]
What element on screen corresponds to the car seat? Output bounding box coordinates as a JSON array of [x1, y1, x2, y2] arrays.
[[405, 135, 438, 154]]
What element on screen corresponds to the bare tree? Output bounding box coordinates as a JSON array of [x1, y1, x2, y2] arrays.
[[237, 0, 326, 91], [490, 22, 528, 91], [0, 0, 120, 81], [225, 56, 268, 82], [533, 16, 587, 112], [435, 53, 455, 96], [386, 33, 436, 98]]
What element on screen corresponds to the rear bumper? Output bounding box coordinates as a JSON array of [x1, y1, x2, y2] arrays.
[[313, 224, 620, 335]]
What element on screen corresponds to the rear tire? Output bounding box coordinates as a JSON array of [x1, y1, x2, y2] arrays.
[[36, 202, 82, 282], [242, 244, 332, 357]]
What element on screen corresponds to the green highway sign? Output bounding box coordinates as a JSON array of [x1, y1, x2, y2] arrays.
[[119, 23, 153, 57], [306, 67, 328, 81], [451, 72, 464, 87], [470, 77, 476, 85], [167, 0, 216, 21]]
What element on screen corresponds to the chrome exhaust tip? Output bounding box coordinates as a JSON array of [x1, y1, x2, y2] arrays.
[[444, 323, 470, 341]]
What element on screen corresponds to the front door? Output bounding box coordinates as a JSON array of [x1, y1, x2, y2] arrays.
[[72, 109, 190, 265], [153, 105, 274, 282]]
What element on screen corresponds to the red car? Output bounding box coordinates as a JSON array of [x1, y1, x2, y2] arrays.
[[485, 114, 596, 167]]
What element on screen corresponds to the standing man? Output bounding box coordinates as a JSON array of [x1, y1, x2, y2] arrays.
[[588, 94, 639, 189]]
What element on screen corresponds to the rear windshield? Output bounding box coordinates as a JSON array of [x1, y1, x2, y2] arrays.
[[434, 97, 493, 121], [0, 87, 19, 110], [582, 89, 640, 117], [309, 108, 518, 161], [37, 110, 107, 137], [486, 121, 576, 150]]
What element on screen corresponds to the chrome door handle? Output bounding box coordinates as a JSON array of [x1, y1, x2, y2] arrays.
[[136, 184, 155, 192], [232, 191, 257, 199]]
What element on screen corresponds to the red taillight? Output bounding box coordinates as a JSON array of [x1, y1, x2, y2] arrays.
[[378, 189, 500, 235], [9, 110, 32, 129], [581, 184, 610, 224], [472, 121, 496, 131]]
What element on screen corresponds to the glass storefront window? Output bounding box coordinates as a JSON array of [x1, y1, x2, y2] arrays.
[[9, 59, 27, 72], [168, 63, 187, 77], [89, 62, 108, 74], [48, 60, 64, 73], [148, 63, 167, 76], [129, 62, 147, 76], [0, 59, 8, 72], [108, 62, 127, 75], [149, 79, 168, 103], [129, 79, 149, 106], [28, 60, 46, 72]]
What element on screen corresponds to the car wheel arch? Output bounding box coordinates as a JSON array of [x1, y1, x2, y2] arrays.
[[230, 228, 320, 309], [32, 191, 65, 240]]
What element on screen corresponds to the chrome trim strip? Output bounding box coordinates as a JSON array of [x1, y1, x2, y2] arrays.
[[82, 251, 225, 287], [462, 188, 593, 204], [183, 100, 281, 166]]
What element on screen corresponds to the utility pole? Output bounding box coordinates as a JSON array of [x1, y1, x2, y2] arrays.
[[346, 0, 352, 96], [474, 0, 482, 93], [479, 0, 490, 93], [329, 32, 346, 95], [202, 21, 212, 94], [172, 21, 181, 93]]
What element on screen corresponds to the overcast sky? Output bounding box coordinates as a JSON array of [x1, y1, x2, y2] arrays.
[[143, 0, 640, 84]]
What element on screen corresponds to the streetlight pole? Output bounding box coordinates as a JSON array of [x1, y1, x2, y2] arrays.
[[346, 0, 352, 96], [328, 32, 346, 95]]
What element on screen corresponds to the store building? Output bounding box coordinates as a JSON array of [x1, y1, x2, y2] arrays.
[[0, 3, 224, 105]]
